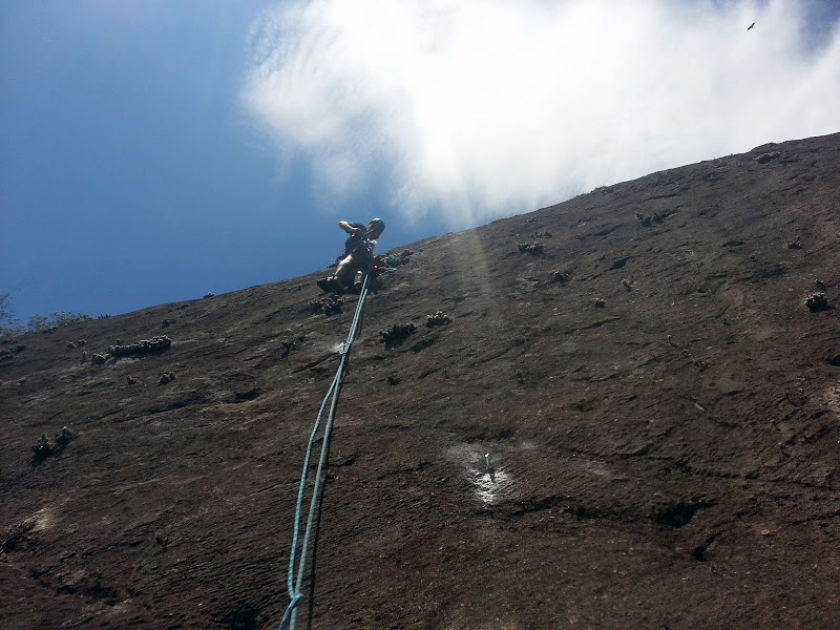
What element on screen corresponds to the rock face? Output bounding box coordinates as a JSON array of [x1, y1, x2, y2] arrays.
[[3, 133, 840, 630]]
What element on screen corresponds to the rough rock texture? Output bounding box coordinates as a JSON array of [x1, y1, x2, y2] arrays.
[[2, 133, 840, 630]]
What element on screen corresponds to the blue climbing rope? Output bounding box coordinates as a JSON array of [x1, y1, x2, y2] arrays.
[[277, 275, 371, 630]]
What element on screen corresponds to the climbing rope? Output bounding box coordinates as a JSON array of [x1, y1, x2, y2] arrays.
[[277, 274, 371, 630]]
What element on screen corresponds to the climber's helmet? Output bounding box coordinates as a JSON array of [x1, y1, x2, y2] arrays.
[[367, 218, 385, 239]]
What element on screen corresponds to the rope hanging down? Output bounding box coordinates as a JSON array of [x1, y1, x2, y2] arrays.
[[277, 274, 371, 630]]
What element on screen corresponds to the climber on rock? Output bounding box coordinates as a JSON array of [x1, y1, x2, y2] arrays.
[[318, 218, 385, 293]]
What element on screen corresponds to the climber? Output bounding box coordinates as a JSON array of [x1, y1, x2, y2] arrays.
[[318, 218, 385, 293]]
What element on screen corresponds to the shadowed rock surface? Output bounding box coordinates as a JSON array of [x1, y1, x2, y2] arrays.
[[2, 133, 840, 630]]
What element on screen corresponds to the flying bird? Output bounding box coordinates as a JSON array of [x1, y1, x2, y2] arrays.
[[747, 22, 755, 31]]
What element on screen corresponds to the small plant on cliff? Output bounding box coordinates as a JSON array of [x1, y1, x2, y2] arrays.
[[27, 311, 93, 332], [0, 293, 24, 337], [1, 293, 91, 337]]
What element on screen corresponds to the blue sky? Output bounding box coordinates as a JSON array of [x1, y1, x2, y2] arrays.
[[2, 0, 839, 321]]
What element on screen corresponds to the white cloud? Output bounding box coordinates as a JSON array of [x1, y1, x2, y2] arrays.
[[241, 0, 840, 227]]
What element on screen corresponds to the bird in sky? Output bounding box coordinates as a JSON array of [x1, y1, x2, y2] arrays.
[[747, 22, 755, 31]]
